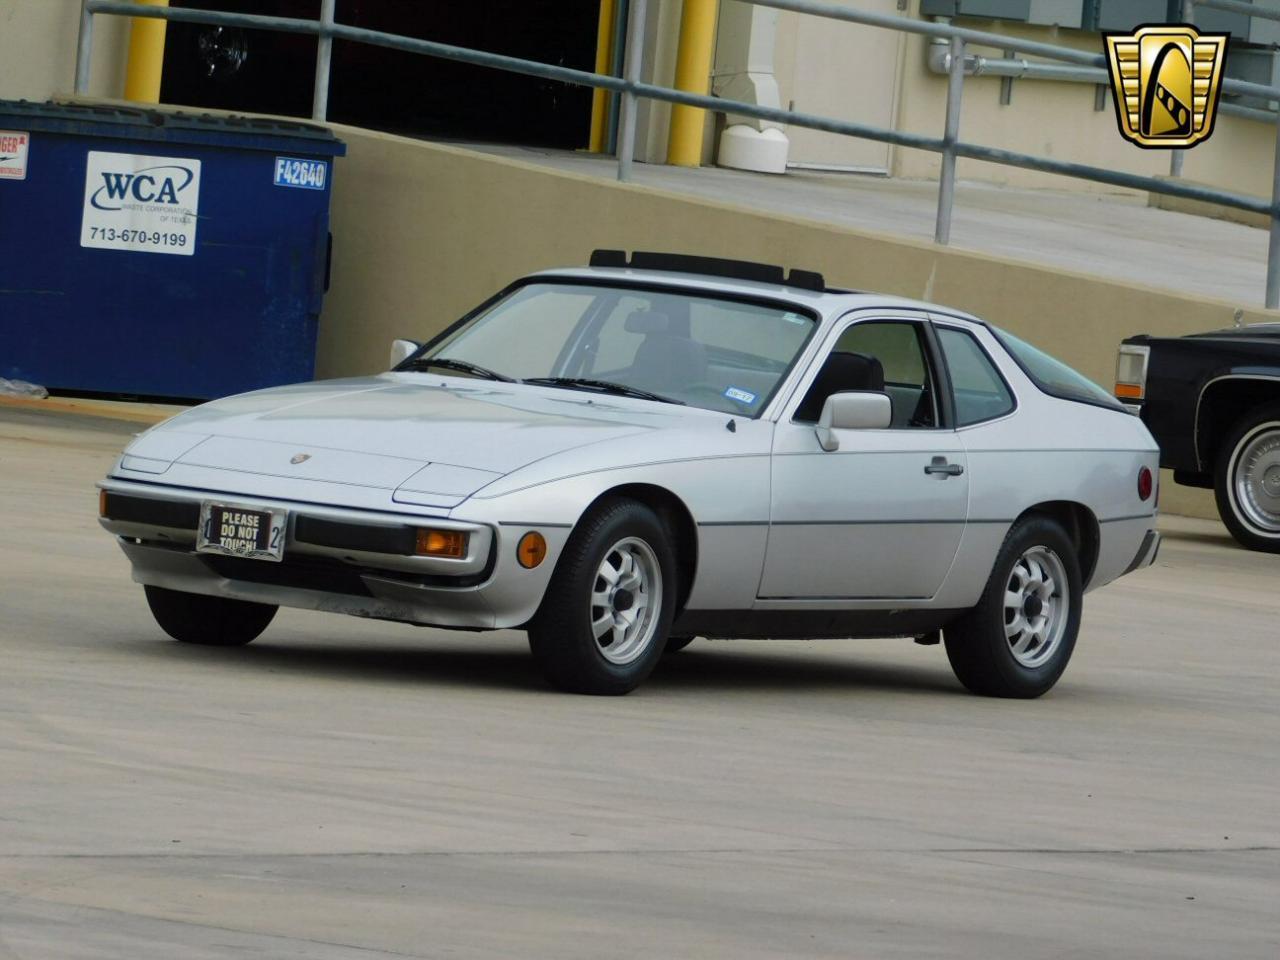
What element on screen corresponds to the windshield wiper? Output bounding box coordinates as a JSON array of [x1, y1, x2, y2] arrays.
[[523, 377, 685, 405], [404, 357, 515, 382]]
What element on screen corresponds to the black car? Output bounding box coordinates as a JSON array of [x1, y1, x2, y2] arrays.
[[1117, 325, 1280, 552]]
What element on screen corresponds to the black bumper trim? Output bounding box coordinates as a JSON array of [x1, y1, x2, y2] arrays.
[[102, 492, 200, 530], [294, 515, 418, 556]]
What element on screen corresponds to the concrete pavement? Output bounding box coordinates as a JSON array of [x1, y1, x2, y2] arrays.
[[1, 408, 1277, 958]]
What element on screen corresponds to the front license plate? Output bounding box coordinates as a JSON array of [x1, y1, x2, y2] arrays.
[[196, 502, 287, 562]]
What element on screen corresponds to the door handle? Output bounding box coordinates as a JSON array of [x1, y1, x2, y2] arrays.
[[924, 456, 964, 477]]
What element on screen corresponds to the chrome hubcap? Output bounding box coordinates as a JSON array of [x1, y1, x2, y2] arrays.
[[590, 537, 661, 665], [1233, 425, 1280, 533], [1003, 546, 1068, 669]]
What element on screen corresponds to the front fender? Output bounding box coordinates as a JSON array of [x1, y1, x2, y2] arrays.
[[454, 452, 774, 621]]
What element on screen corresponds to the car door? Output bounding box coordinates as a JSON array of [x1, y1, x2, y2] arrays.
[[759, 314, 969, 600]]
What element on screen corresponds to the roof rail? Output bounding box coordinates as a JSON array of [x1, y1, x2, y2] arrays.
[[589, 250, 825, 292]]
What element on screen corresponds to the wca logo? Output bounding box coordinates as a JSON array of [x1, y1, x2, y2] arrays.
[[90, 164, 196, 210]]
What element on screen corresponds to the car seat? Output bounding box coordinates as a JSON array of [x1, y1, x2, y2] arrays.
[[793, 351, 886, 423]]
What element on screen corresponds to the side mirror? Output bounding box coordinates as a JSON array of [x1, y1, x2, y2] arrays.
[[389, 339, 421, 369], [815, 391, 892, 451]]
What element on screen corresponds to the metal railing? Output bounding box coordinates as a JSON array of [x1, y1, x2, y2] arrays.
[[75, 0, 1280, 307], [1197, 0, 1280, 20]]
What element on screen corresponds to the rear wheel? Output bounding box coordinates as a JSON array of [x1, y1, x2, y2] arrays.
[[528, 499, 676, 695], [944, 515, 1082, 698], [144, 585, 276, 646], [1214, 403, 1280, 553]]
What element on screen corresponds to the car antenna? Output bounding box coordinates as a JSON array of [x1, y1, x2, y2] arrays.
[[726, 419, 736, 432]]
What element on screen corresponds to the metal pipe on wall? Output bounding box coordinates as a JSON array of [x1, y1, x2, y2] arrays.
[[925, 39, 1104, 83], [925, 41, 1280, 126]]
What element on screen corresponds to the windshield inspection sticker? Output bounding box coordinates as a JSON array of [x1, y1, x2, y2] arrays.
[[81, 151, 201, 256], [0, 131, 29, 180], [724, 386, 757, 406], [273, 157, 327, 190]]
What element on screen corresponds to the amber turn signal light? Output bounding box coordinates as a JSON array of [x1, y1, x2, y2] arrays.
[[415, 528, 468, 558], [517, 531, 547, 569], [1114, 382, 1143, 400], [98, 489, 108, 517]]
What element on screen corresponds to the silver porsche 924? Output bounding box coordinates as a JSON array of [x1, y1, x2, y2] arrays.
[[99, 251, 1161, 697]]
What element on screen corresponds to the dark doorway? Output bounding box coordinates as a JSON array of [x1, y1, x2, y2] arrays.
[[160, 0, 600, 149]]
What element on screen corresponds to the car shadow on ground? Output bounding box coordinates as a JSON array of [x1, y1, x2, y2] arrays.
[[119, 635, 962, 697], [1162, 527, 1241, 548]]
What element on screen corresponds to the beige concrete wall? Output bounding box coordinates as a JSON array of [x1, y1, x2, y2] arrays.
[[0, 0, 129, 102], [890, 21, 1275, 199], [320, 125, 1273, 517], [762, 0, 1276, 201]]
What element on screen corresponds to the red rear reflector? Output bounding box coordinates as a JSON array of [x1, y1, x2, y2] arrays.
[[1138, 467, 1154, 501]]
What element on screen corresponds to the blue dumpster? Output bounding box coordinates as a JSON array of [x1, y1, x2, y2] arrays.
[[0, 100, 345, 400]]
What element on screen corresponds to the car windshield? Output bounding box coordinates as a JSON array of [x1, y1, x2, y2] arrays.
[[412, 282, 818, 416], [991, 325, 1123, 411]]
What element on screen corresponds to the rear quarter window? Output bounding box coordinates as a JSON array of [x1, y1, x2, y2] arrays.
[[992, 326, 1123, 411]]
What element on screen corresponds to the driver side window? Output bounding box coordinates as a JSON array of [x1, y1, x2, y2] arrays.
[[794, 320, 939, 428]]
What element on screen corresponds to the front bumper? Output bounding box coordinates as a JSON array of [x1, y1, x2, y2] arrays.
[[99, 478, 561, 630]]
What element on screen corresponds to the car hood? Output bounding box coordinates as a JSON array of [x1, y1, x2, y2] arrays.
[[122, 374, 678, 503]]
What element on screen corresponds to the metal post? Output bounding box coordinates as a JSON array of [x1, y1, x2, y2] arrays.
[[312, 0, 336, 121], [75, 0, 94, 95], [1267, 117, 1280, 310], [616, 0, 647, 182], [1170, 0, 1193, 178], [935, 35, 964, 245]]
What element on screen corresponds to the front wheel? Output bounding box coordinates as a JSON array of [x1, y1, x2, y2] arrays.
[[528, 499, 677, 695], [144, 585, 276, 646], [1214, 403, 1280, 553], [944, 515, 1082, 698]]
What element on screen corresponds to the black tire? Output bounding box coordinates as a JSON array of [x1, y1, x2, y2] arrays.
[[528, 499, 677, 695], [1213, 402, 1280, 553], [664, 635, 696, 654], [144, 585, 276, 646], [944, 515, 1082, 699]]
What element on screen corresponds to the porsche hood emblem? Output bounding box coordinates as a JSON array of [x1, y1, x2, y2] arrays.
[[290, 453, 312, 464]]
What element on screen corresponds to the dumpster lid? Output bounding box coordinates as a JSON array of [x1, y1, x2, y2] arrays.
[[0, 100, 346, 157]]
